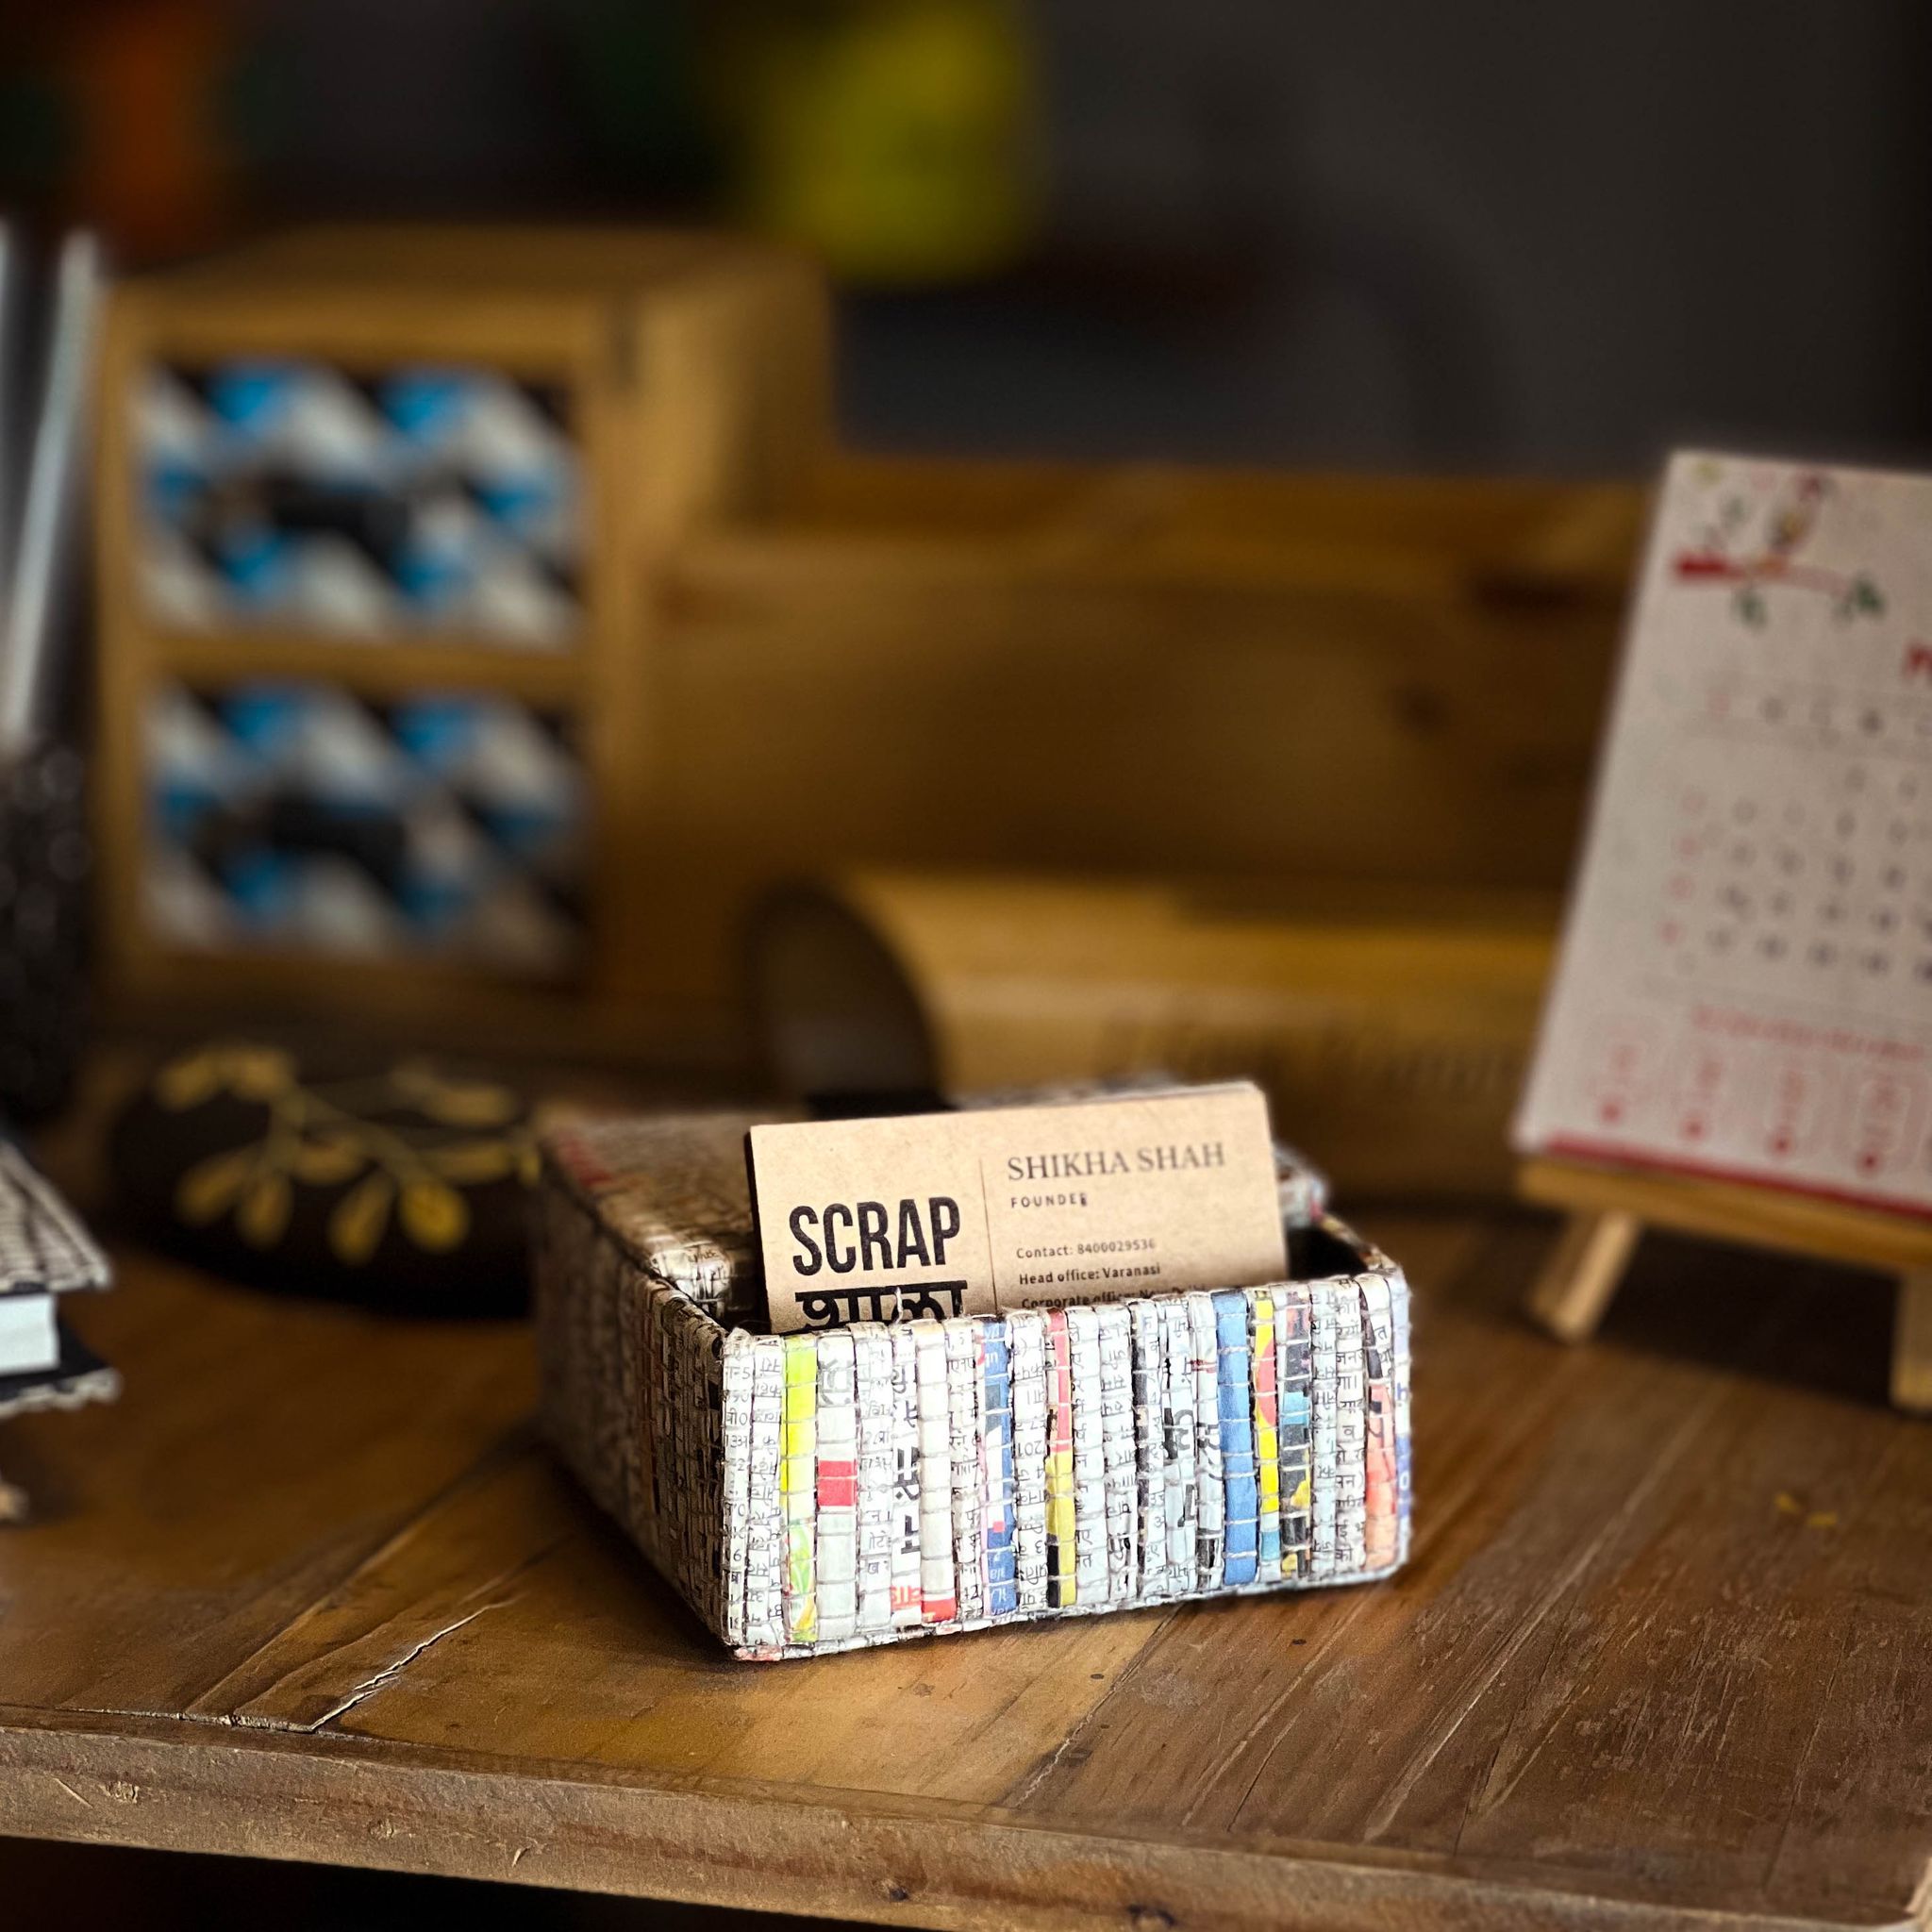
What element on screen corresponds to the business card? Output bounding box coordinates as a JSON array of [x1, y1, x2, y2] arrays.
[[750, 1083, 1287, 1332]]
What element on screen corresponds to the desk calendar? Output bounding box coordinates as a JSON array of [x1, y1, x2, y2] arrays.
[[1517, 451, 1932, 1218]]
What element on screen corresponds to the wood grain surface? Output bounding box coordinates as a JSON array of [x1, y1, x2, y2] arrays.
[[634, 466, 1640, 1032], [86, 442, 1644, 1073], [2, 1064, 1928, 1930]]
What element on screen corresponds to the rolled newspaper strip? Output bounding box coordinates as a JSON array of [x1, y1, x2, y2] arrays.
[[748, 867, 1553, 1199]]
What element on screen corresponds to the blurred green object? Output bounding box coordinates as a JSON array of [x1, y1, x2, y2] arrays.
[[718, 0, 1044, 285]]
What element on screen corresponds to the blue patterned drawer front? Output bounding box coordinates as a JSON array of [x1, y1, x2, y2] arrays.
[[137, 361, 583, 647], [145, 681, 589, 975]]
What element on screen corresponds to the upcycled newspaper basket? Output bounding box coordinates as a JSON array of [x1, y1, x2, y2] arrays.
[[534, 1109, 1411, 1661]]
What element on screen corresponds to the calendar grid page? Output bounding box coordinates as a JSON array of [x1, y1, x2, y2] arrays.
[[1515, 450, 1932, 1217]]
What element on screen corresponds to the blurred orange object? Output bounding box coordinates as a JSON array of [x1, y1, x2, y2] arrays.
[[58, 0, 242, 259]]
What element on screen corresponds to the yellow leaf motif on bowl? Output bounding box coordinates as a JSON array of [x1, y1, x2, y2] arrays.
[[175, 1146, 258, 1224], [155, 1051, 225, 1111], [237, 1173, 292, 1248], [400, 1179, 470, 1252], [329, 1173, 394, 1265], [291, 1136, 368, 1186]]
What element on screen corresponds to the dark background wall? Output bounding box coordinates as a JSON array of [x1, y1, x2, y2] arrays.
[[998, 2, 1932, 471], [18, 0, 1932, 474]]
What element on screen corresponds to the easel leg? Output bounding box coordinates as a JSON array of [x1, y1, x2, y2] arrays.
[[1526, 1210, 1642, 1344], [1891, 1272, 1932, 1416]]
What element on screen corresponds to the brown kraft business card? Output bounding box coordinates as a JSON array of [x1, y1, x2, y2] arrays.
[[750, 1083, 1287, 1332]]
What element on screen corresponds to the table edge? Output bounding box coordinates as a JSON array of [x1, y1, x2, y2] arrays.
[[0, 1707, 1912, 1932]]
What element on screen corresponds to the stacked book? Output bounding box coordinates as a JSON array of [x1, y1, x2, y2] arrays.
[[0, 1141, 117, 1518]]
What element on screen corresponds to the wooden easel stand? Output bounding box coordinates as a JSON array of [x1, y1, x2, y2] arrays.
[[1520, 1157, 1932, 1413]]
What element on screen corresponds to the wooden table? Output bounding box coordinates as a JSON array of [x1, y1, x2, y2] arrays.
[[2, 1082, 1929, 1930]]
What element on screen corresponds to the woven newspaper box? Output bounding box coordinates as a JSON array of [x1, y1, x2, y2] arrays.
[[534, 1109, 1411, 1660]]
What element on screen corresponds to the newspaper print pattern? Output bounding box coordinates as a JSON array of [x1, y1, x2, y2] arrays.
[[651, 1260, 680, 1583], [1333, 1282, 1369, 1577], [680, 1300, 709, 1609], [1044, 1310, 1077, 1607], [914, 1325, 957, 1623], [1308, 1283, 1340, 1580], [815, 1331, 859, 1642], [720, 1339, 755, 1646], [1067, 1307, 1108, 1604], [1188, 1292, 1224, 1591], [1128, 1300, 1167, 1598], [854, 1327, 896, 1636], [537, 1120, 1414, 1661], [1098, 1304, 1137, 1603], [981, 1325, 1019, 1617], [1251, 1289, 1281, 1584], [619, 1258, 657, 1571], [945, 1320, 988, 1623], [1216, 1292, 1258, 1587], [889, 1328, 923, 1627], [542, 1110, 771, 1323], [1391, 1270, 1414, 1566], [1160, 1298, 1196, 1587], [781, 1335, 818, 1643], [745, 1336, 786, 1649], [1008, 1309, 1050, 1613], [700, 1331, 726, 1622], [1278, 1284, 1313, 1578], [590, 1238, 629, 1530], [1359, 1275, 1399, 1574]]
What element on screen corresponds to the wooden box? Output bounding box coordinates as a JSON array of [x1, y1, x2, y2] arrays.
[[626, 461, 1640, 1048], [92, 225, 830, 1036]]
